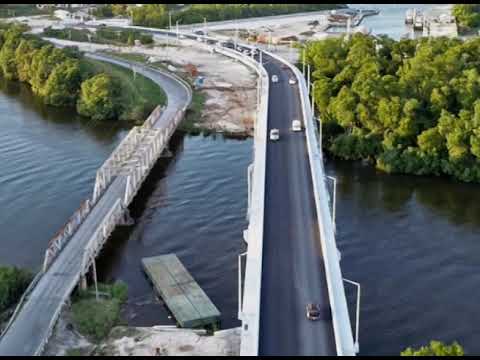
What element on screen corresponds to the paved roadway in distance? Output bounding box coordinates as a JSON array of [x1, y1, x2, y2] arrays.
[[258, 53, 336, 356]]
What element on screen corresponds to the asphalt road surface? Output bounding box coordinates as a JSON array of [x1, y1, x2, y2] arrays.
[[258, 53, 336, 356]]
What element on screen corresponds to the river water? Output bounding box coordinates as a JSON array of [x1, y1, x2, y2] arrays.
[[1, 4, 480, 355]]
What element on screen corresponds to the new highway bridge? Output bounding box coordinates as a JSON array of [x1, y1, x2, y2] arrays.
[[0, 23, 358, 356]]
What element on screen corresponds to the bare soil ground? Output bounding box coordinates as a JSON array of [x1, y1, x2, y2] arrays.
[[44, 35, 258, 136]]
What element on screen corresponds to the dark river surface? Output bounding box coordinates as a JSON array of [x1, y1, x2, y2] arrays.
[[1, 4, 480, 356]]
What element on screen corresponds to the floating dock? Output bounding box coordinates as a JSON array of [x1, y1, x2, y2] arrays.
[[142, 254, 221, 328]]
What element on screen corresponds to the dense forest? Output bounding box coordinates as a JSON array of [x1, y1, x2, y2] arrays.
[[306, 33, 480, 183], [0, 23, 160, 122], [452, 4, 480, 30], [126, 4, 343, 28]]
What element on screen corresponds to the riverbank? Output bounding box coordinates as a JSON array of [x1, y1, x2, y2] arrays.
[[43, 305, 240, 356], [0, 23, 166, 125]]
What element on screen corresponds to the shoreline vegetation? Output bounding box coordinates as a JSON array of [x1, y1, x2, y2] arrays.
[[305, 33, 480, 183], [452, 4, 480, 34], [71, 282, 128, 342], [0, 266, 33, 332], [0, 22, 165, 124]]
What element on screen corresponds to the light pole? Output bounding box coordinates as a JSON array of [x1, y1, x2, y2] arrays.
[[204, 17, 208, 36], [302, 46, 306, 76], [176, 20, 180, 43], [307, 64, 311, 95], [327, 175, 337, 233]]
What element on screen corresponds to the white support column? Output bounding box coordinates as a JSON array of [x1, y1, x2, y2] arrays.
[[124, 176, 131, 206], [92, 257, 99, 301], [238, 252, 247, 320], [344, 278, 361, 354], [307, 64, 311, 95], [327, 175, 337, 234], [302, 47, 306, 76]]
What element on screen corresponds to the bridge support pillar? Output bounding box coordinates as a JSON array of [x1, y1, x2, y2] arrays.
[[119, 208, 135, 226], [161, 146, 173, 158], [79, 275, 88, 291]]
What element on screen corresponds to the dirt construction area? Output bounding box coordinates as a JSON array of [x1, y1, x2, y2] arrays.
[[43, 34, 258, 136]]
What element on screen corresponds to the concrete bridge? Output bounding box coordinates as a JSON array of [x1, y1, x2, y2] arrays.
[[0, 27, 359, 356]]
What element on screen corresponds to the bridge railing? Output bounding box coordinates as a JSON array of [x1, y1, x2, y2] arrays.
[[81, 198, 124, 274], [92, 126, 144, 204], [42, 199, 91, 273], [264, 49, 356, 356]]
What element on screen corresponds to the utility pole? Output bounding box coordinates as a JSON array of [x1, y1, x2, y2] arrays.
[[345, 16, 352, 42], [204, 17, 207, 36], [235, 23, 238, 50], [176, 20, 180, 43]]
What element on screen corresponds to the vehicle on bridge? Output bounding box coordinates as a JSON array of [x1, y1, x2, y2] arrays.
[[271, 75, 279, 83], [291, 119, 302, 132], [289, 78, 297, 85], [306, 303, 321, 320], [269, 128, 280, 141]]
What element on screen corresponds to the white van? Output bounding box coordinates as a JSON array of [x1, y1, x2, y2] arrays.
[[271, 75, 279, 83], [270, 128, 280, 141], [292, 119, 302, 132]]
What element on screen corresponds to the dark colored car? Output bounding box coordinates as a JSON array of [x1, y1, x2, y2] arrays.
[[306, 303, 320, 320], [306, 303, 332, 321]]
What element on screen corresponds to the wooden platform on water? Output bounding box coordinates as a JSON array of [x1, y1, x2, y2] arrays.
[[142, 254, 221, 328]]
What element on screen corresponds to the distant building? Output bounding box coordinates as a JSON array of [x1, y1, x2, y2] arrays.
[[53, 8, 91, 23], [37, 4, 93, 10]]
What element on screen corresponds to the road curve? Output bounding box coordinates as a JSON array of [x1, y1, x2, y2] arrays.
[[258, 53, 336, 356], [0, 54, 191, 356]]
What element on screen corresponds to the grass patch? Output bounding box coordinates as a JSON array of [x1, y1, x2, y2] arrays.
[[101, 51, 148, 64], [71, 281, 128, 342], [65, 348, 88, 357], [80, 58, 166, 124], [179, 90, 206, 135], [0, 266, 33, 313], [95, 51, 209, 135], [0, 5, 50, 18]]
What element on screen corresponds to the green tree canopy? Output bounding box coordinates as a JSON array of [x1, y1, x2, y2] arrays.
[[401, 340, 464, 356], [77, 73, 120, 121]]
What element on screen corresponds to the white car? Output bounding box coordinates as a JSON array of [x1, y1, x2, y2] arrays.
[[272, 75, 279, 83], [289, 78, 297, 85], [292, 119, 302, 132], [270, 129, 280, 141]]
